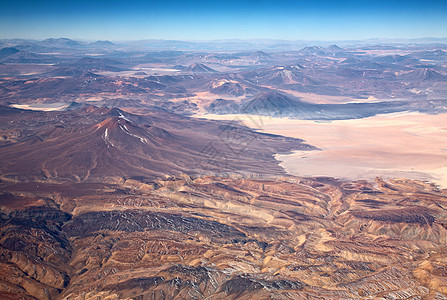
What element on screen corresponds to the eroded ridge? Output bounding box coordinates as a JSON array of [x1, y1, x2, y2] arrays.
[[0, 175, 446, 299]]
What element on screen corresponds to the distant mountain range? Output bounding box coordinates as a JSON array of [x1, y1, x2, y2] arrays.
[[1, 37, 447, 51]]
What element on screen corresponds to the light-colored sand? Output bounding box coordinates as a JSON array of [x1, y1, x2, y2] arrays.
[[10, 103, 69, 111], [199, 112, 447, 188]]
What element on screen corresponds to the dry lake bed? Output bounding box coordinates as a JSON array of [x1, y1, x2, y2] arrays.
[[202, 112, 447, 188]]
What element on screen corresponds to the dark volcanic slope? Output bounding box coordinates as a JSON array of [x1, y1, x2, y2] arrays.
[[240, 91, 315, 115], [184, 63, 217, 73], [0, 47, 20, 60], [0, 105, 314, 182], [209, 90, 447, 120], [63, 57, 124, 72], [400, 68, 447, 81]]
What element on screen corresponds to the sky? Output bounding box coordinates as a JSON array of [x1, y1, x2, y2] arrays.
[[0, 0, 446, 41]]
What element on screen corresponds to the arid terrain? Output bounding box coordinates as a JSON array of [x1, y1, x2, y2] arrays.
[[0, 38, 447, 299], [1, 175, 447, 299]]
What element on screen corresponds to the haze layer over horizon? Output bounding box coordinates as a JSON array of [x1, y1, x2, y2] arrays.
[[1, 0, 446, 41]]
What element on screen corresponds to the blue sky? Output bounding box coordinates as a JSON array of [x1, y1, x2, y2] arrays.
[[0, 0, 446, 40]]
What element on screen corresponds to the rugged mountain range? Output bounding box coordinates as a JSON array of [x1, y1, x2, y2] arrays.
[[1, 39, 447, 299], [1, 175, 447, 299], [1, 40, 447, 110]]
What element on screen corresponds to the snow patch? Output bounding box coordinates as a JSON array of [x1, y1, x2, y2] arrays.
[[117, 110, 131, 122], [102, 128, 115, 147], [119, 124, 148, 144]]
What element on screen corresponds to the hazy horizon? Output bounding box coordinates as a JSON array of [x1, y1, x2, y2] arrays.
[[2, 37, 447, 43], [1, 0, 446, 41]]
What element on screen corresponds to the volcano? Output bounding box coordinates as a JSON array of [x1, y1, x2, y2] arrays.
[[0, 105, 314, 182], [184, 63, 217, 73]]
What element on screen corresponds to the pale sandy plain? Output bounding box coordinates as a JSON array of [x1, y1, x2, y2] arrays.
[[11, 102, 70, 111], [201, 112, 447, 188]]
